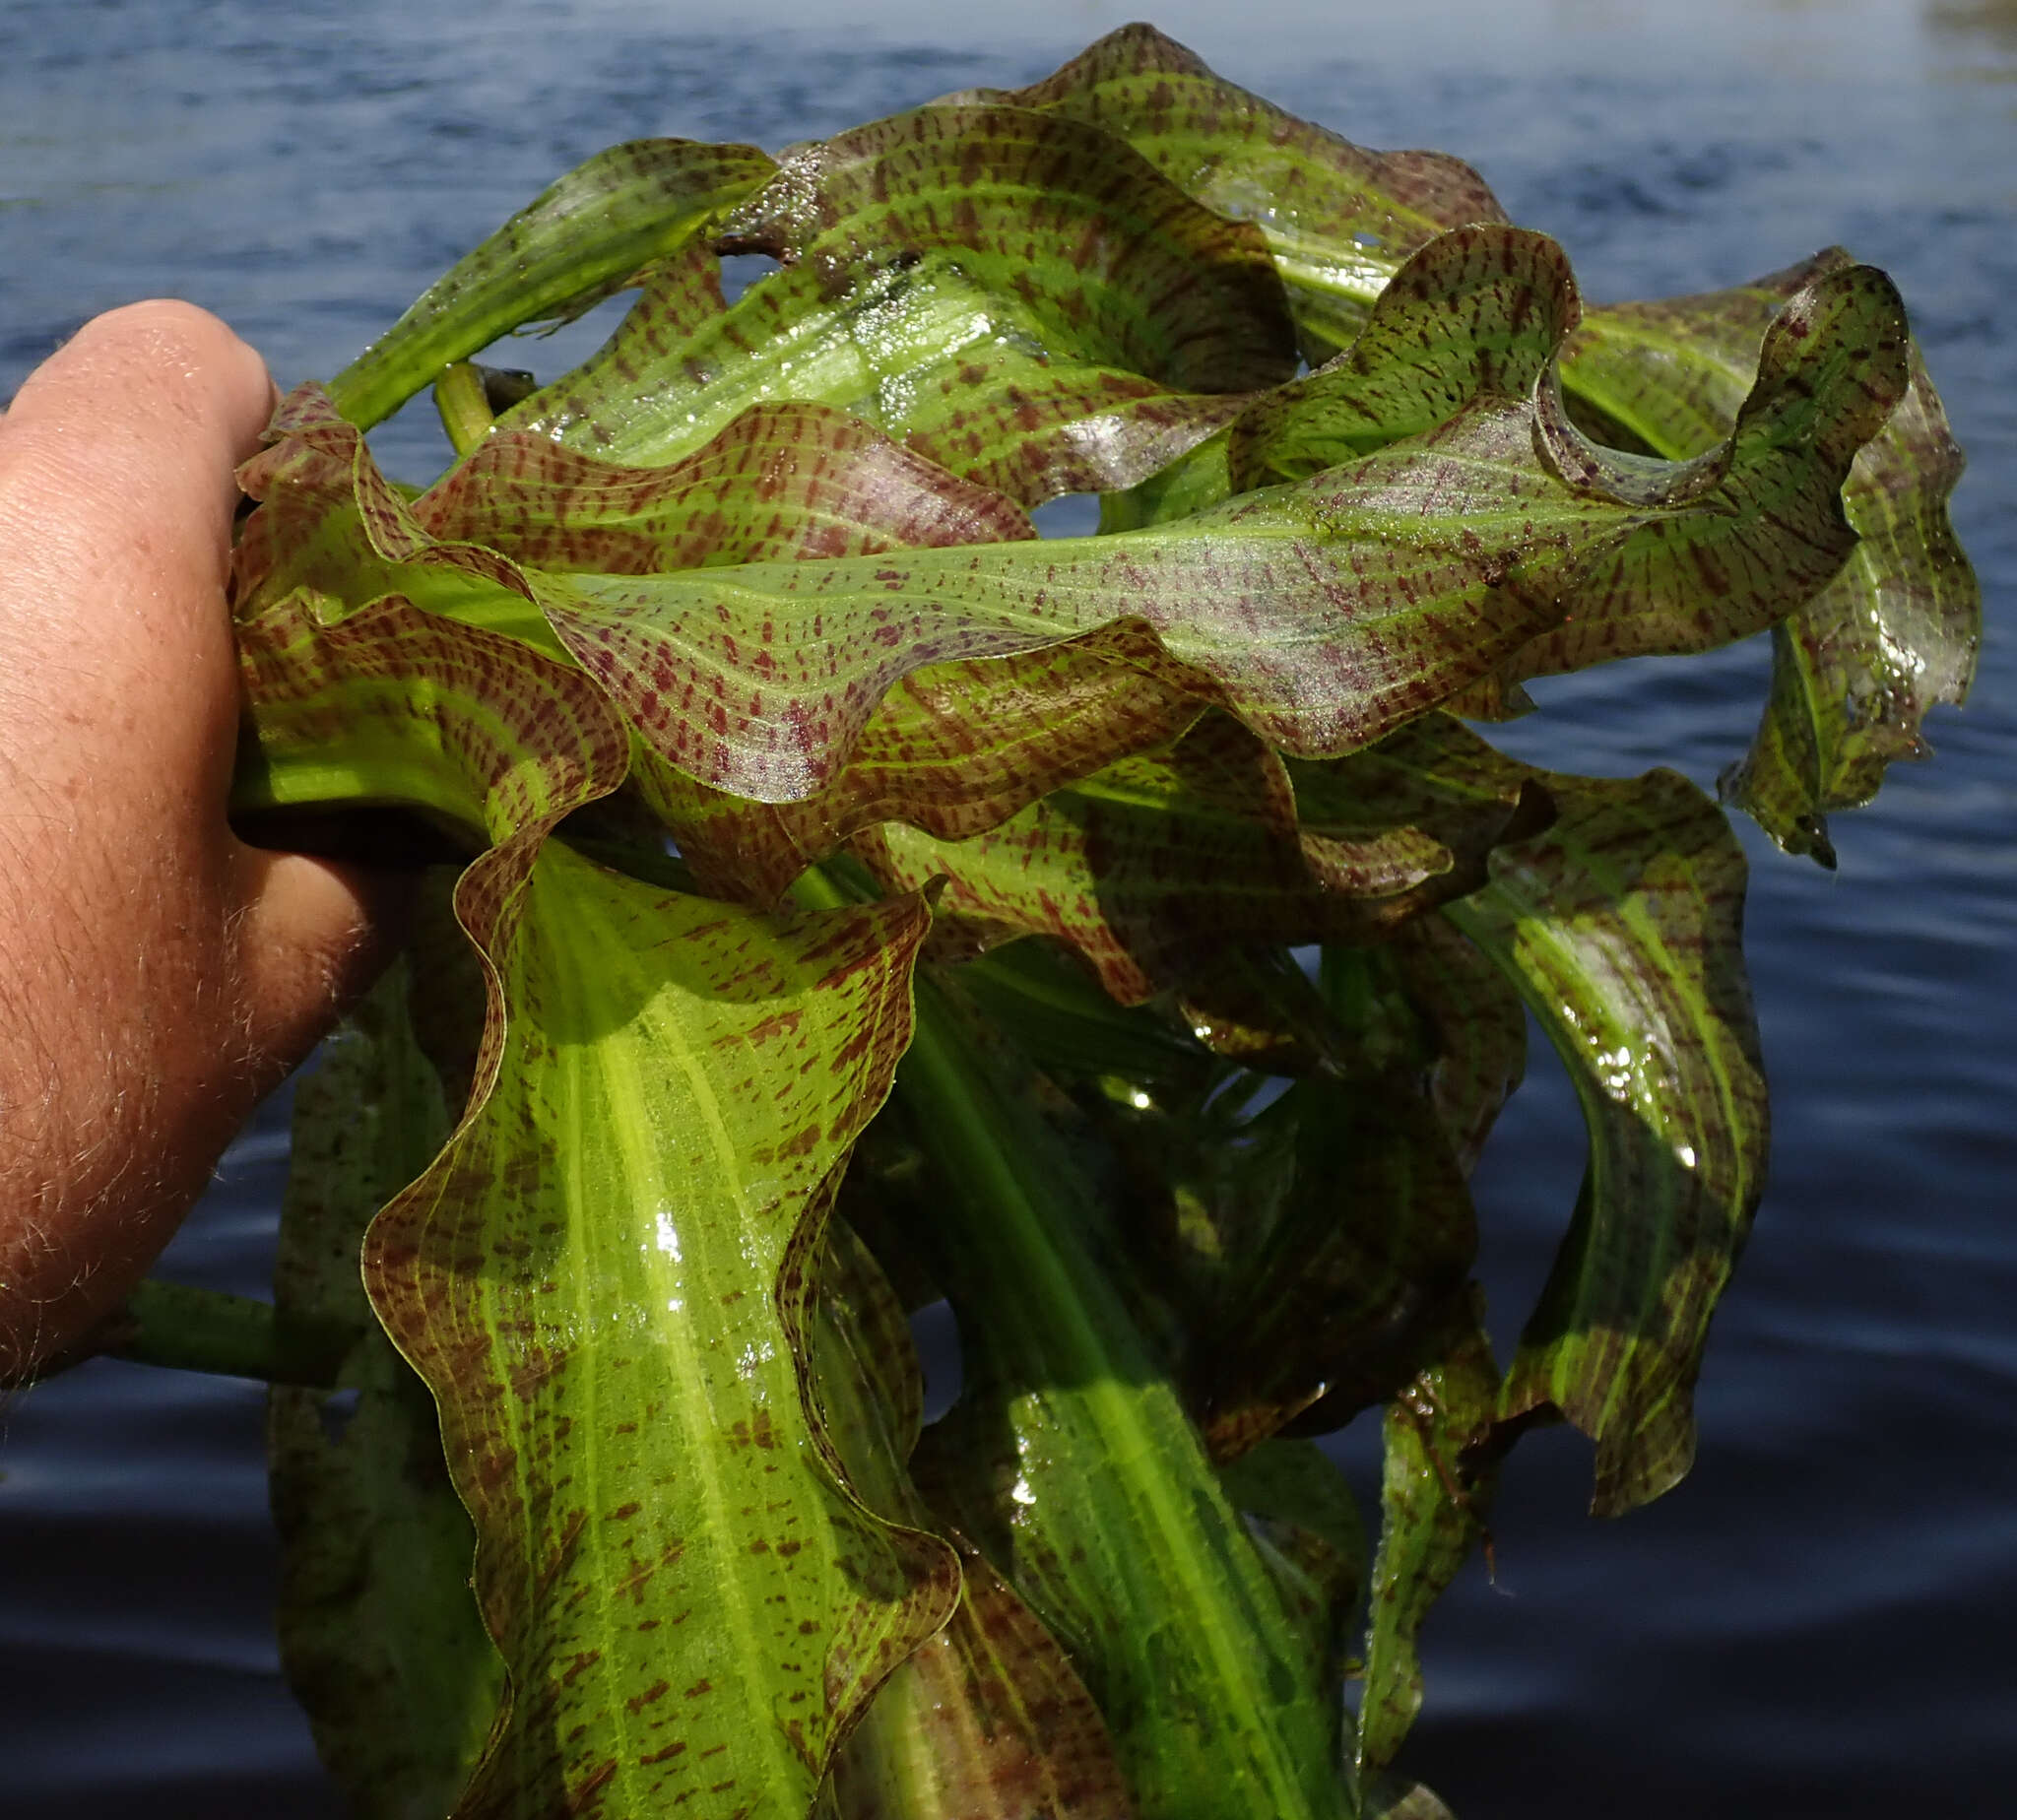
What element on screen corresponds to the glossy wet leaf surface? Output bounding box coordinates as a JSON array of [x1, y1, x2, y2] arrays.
[[1357, 1304, 1501, 1773], [502, 103, 1293, 507], [328, 137, 777, 431], [894, 976, 1350, 1820]]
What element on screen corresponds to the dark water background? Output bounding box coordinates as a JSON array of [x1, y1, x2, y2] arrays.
[[1, 1, 2012, 1813]]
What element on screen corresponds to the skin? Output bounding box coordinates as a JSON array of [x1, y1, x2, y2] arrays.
[[0, 300, 400, 1379]]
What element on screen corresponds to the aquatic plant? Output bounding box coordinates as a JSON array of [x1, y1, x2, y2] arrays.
[[69, 24, 1983, 1817]]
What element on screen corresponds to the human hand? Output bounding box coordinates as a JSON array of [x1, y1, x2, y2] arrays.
[[0, 301, 403, 1379]]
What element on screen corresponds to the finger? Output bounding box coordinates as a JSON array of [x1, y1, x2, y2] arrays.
[[229, 846, 417, 1081]]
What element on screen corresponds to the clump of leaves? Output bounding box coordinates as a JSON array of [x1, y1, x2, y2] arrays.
[[84, 23, 1985, 1819]]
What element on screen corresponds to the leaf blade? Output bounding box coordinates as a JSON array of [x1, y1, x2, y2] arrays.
[[1447, 768, 1768, 1516], [362, 849, 959, 1818]]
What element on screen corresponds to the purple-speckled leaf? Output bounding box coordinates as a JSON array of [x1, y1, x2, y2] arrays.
[[895, 975, 1349, 1820], [811, 1223, 1135, 1820], [502, 104, 1294, 507], [1558, 249, 1977, 864], [640, 626, 1207, 905], [416, 402, 1037, 574], [269, 958, 503, 1818], [1184, 1069, 1478, 1465], [944, 24, 1506, 359], [856, 710, 1543, 1007], [361, 845, 958, 1818], [1229, 226, 1579, 488], [232, 582, 631, 865], [1387, 916, 1528, 1179], [1217, 1439, 1368, 1772], [530, 262, 1906, 809], [1462, 262, 1912, 691]]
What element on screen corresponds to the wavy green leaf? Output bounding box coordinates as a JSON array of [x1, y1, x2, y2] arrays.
[[360, 844, 957, 1818], [1172, 1063, 1478, 1464], [1357, 1300, 1500, 1775], [232, 586, 626, 844], [947, 24, 1505, 358], [235, 389, 560, 661], [857, 715, 1313, 1000], [1103, 222, 1573, 530], [1467, 263, 1909, 692], [1383, 917, 1528, 1178], [270, 958, 503, 1819], [503, 104, 1292, 506], [524, 487, 1556, 806], [328, 138, 777, 431], [415, 402, 1037, 574], [1557, 249, 1978, 863], [827, 1540, 1139, 1820], [1446, 769, 1768, 1517], [534, 264, 1900, 807], [860, 709, 1542, 1011], [642, 628, 1208, 904]]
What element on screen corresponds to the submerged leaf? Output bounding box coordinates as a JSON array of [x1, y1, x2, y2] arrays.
[[949, 24, 1505, 356], [328, 138, 776, 431], [1559, 250, 1977, 861], [1447, 769, 1768, 1516], [361, 846, 957, 1818]]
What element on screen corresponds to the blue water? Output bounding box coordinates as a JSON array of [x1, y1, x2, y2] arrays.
[[2, 3, 2012, 1813]]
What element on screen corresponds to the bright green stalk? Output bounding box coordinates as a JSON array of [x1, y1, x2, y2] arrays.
[[101, 1279, 348, 1387], [890, 964, 1353, 1820], [433, 361, 496, 458]]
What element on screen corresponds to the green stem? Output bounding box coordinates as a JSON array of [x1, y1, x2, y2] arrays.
[[433, 360, 497, 457], [104, 1279, 350, 1386]]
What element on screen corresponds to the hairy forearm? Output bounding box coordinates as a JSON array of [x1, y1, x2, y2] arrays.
[[0, 740, 240, 1376]]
